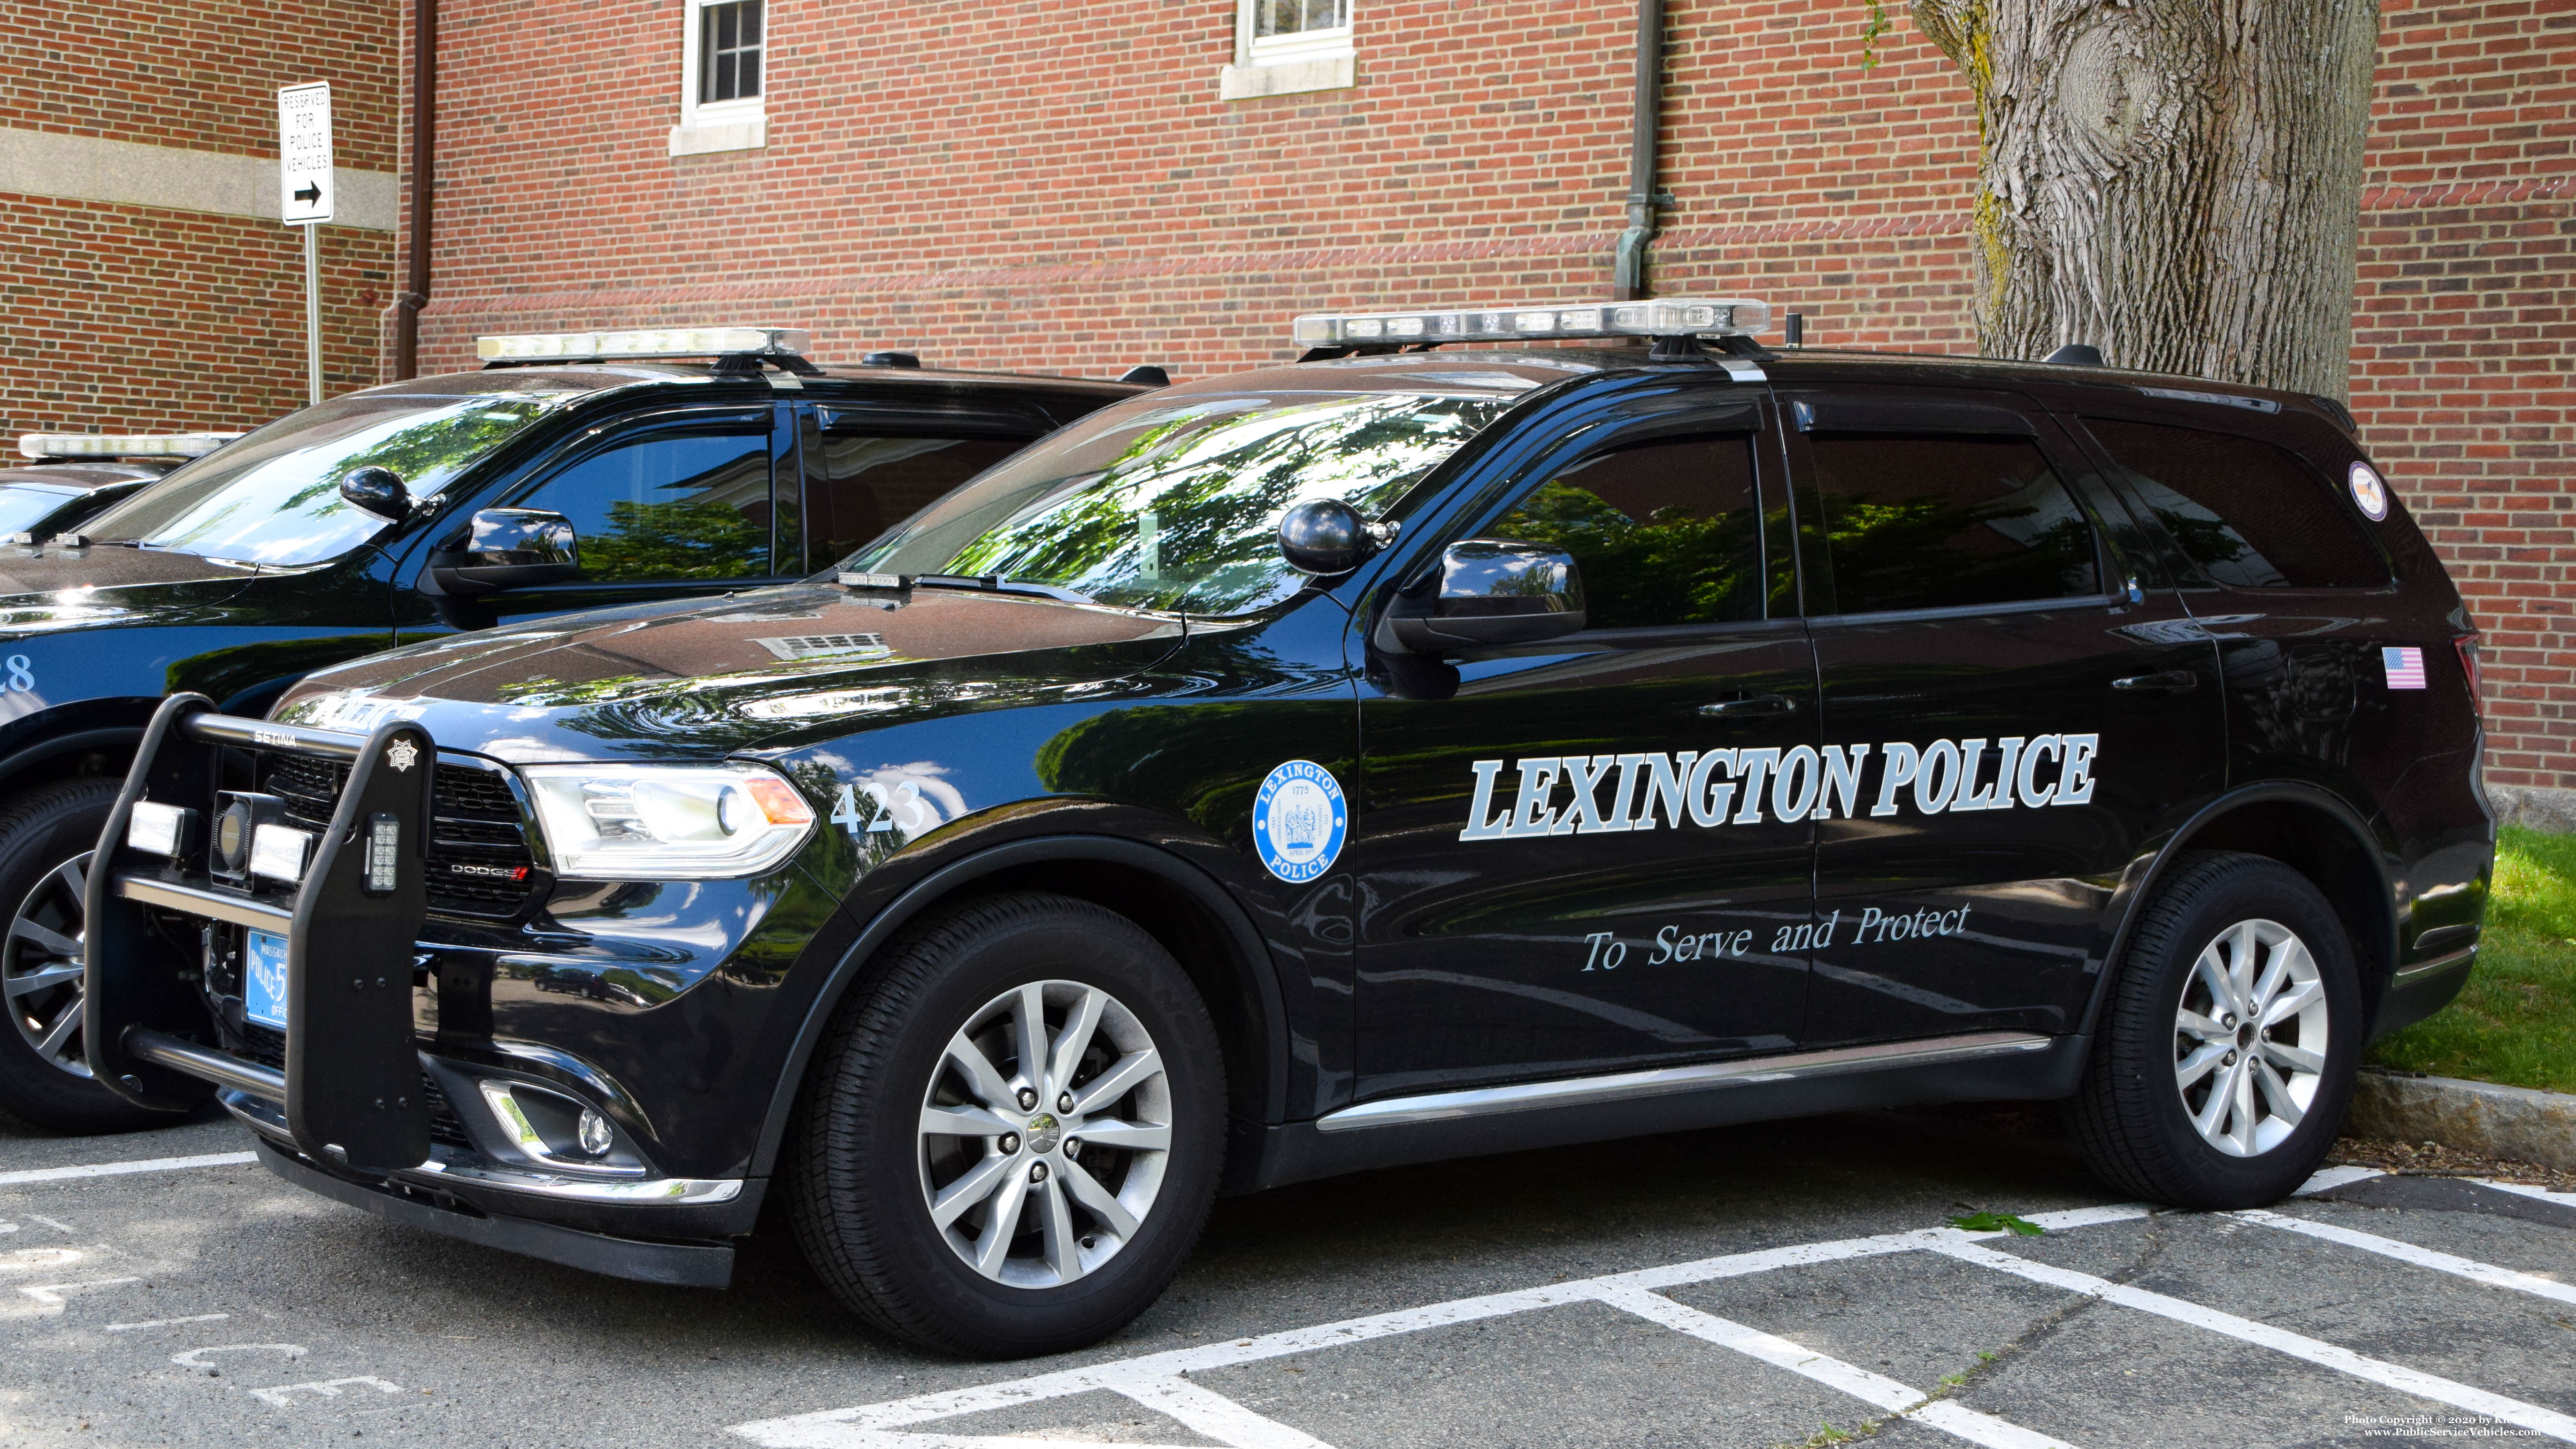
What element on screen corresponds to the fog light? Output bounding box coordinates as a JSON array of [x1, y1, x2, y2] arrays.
[[576, 1107, 614, 1158]]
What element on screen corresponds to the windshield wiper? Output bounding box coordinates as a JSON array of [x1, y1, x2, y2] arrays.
[[905, 573, 1098, 605]]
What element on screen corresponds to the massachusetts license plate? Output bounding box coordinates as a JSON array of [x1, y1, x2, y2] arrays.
[[244, 930, 290, 1030]]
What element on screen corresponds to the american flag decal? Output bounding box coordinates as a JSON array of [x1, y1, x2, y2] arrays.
[[2384, 646, 2427, 690]]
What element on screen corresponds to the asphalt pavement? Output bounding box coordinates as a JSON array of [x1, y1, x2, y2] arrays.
[[3, 1103, 2572, 1448]]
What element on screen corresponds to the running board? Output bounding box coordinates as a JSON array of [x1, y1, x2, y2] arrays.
[[1318, 1031, 2055, 1132], [1231, 1030, 2087, 1194]]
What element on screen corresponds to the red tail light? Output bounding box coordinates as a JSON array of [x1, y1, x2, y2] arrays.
[[2455, 633, 2483, 713]]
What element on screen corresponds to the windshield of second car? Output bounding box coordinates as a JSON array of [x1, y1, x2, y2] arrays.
[[79, 389, 575, 566], [843, 389, 1516, 614]]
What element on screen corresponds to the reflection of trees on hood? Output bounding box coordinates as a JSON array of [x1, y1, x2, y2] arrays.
[[941, 396, 1508, 614]]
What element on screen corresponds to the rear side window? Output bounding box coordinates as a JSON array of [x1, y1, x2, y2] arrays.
[[1486, 436, 1766, 629], [805, 429, 1026, 573], [1805, 434, 2101, 614], [2082, 418, 2389, 589]]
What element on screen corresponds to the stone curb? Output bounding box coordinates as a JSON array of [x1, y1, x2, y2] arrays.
[[2349, 1069, 2576, 1171], [2485, 782, 2576, 834]]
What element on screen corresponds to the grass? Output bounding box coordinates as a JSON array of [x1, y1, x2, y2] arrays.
[[2369, 825, 2576, 1095]]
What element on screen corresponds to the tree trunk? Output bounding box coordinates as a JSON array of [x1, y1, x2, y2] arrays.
[[1909, 0, 2380, 397]]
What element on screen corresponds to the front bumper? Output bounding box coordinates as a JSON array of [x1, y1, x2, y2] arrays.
[[249, 1132, 739, 1288], [86, 697, 770, 1287]]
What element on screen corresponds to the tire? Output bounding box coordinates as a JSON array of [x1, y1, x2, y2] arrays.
[[2069, 851, 2362, 1209], [0, 779, 181, 1134], [788, 891, 1226, 1358]]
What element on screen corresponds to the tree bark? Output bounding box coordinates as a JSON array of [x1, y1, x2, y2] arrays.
[[1909, 0, 2380, 397]]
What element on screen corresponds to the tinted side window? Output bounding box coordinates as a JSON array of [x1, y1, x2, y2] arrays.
[[1487, 436, 1764, 629], [807, 430, 1025, 571], [1807, 433, 2099, 613], [513, 423, 771, 582], [2083, 418, 2389, 588]]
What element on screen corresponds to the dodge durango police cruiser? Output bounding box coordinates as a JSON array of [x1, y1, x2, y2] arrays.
[[83, 298, 2489, 1358], [0, 328, 1144, 1131]]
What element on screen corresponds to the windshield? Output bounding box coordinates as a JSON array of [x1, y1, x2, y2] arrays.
[[80, 387, 577, 566], [846, 389, 1515, 614], [0, 485, 83, 538]]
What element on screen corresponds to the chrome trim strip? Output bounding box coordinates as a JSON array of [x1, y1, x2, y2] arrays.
[[129, 1027, 284, 1100], [220, 1091, 739, 1205], [2394, 946, 2477, 985], [398, 1158, 741, 1204], [1315, 1030, 2056, 1133], [116, 875, 293, 931]]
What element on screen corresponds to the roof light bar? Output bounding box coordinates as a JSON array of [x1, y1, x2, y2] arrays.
[[1291, 297, 1771, 349], [17, 433, 242, 460], [475, 326, 812, 363]]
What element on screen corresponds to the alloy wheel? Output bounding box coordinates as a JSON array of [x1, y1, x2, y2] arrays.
[[2172, 917, 2328, 1158], [3, 851, 92, 1077], [916, 979, 1174, 1289]]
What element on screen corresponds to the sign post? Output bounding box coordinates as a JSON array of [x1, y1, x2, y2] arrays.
[[277, 82, 335, 407]]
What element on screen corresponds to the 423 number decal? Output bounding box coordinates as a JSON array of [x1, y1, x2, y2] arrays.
[[830, 780, 921, 838]]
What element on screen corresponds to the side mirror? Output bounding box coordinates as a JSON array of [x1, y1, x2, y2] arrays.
[[1278, 498, 1373, 576], [339, 466, 410, 521], [429, 508, 581, 595], [1374, 539, 1587, 654]]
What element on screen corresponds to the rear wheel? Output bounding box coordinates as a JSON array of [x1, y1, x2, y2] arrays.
[[0, 779, 177, 1133], [789, 892, 1225, 1357], [2069, 851, 2361, 1208]]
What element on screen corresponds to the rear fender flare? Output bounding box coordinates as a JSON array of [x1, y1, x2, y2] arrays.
[[747, 832, 1289, 1181], [2075, 781, 2396, 1041]]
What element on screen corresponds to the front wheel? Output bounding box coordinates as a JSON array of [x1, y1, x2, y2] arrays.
[[0, 779, 182, 1133], [2069, 851, 2362, 1209], [788, 892, 1226, 1357]]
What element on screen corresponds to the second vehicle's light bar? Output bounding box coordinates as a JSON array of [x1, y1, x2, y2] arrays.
[[1291, 297, 1771, 348], [17, 433, 242, 460], [475, 326, 811, 362]]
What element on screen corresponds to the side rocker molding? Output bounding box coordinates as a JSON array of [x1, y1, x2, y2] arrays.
[[744, 833, 1292, 1182], [2072, 781, 2397, 1044]]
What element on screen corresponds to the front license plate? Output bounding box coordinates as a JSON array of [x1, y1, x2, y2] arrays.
[[243, 930, 290, 1030]]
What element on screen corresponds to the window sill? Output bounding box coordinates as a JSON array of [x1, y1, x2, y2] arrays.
[[1219, 52, 1355, 101], [669, 115, 766, 156]]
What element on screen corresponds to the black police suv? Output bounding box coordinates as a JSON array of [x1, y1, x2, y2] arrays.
[[0, 332, 1141, 1130], [82, 299, 2489, 1359]]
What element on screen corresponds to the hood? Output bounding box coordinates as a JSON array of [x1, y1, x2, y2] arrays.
[[0, 545, 261, 597], [273, 581, 1190, 761]]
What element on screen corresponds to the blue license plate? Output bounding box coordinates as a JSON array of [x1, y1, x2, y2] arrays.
[[243, 931, 290, 1030]]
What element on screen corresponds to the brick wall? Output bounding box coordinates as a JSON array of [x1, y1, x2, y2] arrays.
[[0, 0, 397, 440]]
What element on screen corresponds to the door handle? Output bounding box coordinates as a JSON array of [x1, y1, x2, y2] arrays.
[[1699, 694, 1796, 718], [2111, 670, 2199, 695]]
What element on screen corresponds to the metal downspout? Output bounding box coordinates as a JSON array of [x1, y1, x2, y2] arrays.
[[1612, 0, 1663, 301], [393, 0, 437, 379]]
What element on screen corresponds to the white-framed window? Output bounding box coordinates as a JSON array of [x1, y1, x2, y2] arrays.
[[1220, 0, 1356, 101], [671, 0, 765, 157]]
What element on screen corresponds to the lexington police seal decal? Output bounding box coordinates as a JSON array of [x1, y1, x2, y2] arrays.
[[1253, 760, 1346, 883]]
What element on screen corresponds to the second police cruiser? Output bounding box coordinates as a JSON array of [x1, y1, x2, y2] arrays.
[[83, 299, 2491, 1358]]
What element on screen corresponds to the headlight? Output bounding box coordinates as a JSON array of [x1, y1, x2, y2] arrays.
[[520, 763, 816, 880]]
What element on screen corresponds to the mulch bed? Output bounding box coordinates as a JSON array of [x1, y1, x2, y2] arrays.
[[2330, 1135, 2576, 1194]]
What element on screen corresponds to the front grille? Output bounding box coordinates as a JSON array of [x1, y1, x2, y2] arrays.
[[262, 755, 539, 917]]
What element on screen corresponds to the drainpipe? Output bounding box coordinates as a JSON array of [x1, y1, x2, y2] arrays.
[[393, 0, 437, 379], [1611, 0, 1663, 301]]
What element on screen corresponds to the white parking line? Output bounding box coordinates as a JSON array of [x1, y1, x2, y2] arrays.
[[0, 1152, 256, 1187], [1927, 1236, 2576, 1443], [105, 1313, 230, 1332], [1595, 1282, 2081, 1449], [1115, 1376, 1332, 1449], [2232, 1209, 2576, 1308], [2477, 1179, 2576, 1211]]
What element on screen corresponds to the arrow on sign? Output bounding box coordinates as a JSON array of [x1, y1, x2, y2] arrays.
[[292, 182, 322, 204]]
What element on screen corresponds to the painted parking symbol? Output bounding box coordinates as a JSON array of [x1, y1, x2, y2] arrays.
[[1253, 760, 1345, 883]]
